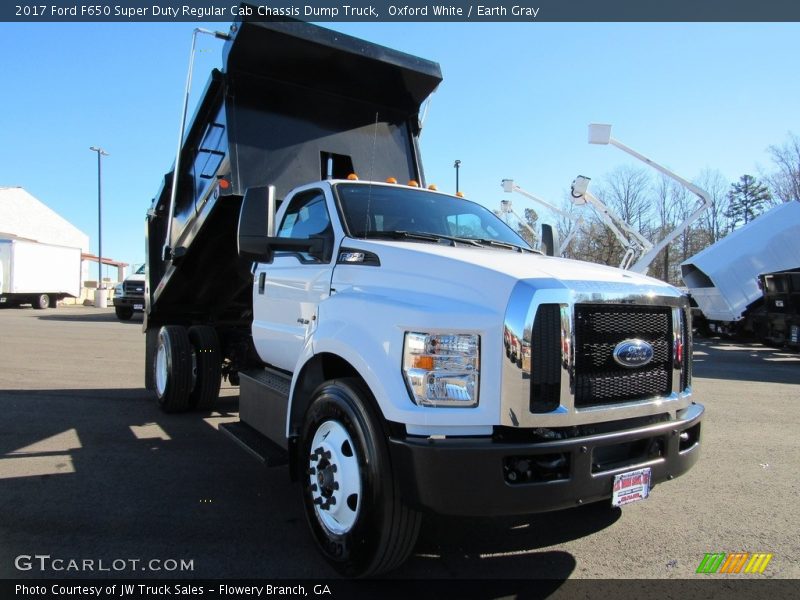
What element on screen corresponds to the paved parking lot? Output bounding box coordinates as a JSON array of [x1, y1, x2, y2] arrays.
[[0, 306, 798, 582]]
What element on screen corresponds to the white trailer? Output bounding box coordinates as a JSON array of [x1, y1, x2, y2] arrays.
[[681, 201, 800, 329], [0, 238, 82, 309]]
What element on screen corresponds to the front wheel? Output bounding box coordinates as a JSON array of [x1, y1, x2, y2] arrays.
[[299, 378, 420, 577], [115, 306, 134, 321]]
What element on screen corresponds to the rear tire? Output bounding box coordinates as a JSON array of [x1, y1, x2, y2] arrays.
[[115, 306, 134, 321], [33, 294, 49, 310], [154, 326, 192, 413], [187, 326, 222, 411], [299, 378, 421, 577]]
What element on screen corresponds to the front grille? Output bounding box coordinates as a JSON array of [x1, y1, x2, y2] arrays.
[[530, 304, 561, 413], [574, 304, 672, 407], [123, 281, 145, 296]]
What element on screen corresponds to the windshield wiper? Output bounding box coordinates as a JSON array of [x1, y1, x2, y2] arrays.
[[467, 238, 538, 253], [352, 230, 537, 253], [352, 230, 467, 247]]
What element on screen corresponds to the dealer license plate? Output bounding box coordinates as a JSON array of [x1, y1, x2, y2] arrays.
[[611, 467, 651, 507], [134, 304, 143, 310]]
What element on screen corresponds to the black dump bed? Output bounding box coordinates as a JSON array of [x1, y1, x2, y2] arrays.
[[145, 15, 442, 326]]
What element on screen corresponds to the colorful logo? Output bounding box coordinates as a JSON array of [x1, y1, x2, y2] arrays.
[[696, 552, 773, 574]]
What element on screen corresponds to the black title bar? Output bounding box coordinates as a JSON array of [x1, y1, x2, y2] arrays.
[[4, 0, 800, 22]]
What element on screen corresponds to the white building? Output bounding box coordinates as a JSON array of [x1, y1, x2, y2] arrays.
[[0, 187, 125, 299], [0, 186, 89, 251]]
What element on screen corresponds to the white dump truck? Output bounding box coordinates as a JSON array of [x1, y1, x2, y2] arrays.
[[143, 14, 703, 576]]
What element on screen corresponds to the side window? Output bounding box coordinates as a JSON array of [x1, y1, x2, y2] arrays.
[[276, 190, 333, 262]]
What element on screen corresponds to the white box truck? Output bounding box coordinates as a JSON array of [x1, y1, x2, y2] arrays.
[[0, 238, 81, 309]]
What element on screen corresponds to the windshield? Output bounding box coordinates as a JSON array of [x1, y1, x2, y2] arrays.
[[334, 183, 532, 250], [135, 264, 145, 275]]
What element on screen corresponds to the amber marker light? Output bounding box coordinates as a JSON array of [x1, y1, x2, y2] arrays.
[[347, 173, 359, 180], [427, 184, 438, 191], [386, 177, 398, 184], [407, 180, 420, 187], [413, 356, 434, 370]]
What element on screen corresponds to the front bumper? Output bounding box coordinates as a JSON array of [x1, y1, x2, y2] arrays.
[[390, 403, 703, 517], [113, 296, 145, 310]]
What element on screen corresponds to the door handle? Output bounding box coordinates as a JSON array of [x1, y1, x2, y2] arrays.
[[258, 272, 266, 294], [297, 318, 310, 325]]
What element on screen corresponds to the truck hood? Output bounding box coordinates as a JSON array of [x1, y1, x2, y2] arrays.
[[342, 238, 679, 295]]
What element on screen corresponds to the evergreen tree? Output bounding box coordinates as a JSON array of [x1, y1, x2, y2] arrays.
[[726, 175, 771, 229]]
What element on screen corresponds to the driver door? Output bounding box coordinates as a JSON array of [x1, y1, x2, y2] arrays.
[[251, 188, 335, 371]]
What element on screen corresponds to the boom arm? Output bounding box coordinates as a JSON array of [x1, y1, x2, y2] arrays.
[[501, 179, 584, 257], [569, 175, 653, 271], [588, 124, 713, 273]]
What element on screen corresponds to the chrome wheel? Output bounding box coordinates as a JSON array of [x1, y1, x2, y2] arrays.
[[308, 419, 361, 535], [155, 342, 168, 396]]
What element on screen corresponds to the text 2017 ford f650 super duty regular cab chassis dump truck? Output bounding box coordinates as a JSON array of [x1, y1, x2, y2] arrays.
[[143, 15, 703, 577]]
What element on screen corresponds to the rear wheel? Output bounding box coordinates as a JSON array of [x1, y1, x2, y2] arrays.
[[299, 378, 421, 577], [187, 326, 222, 411], [33, 294, 49, 310], [154, 326, 192, 413]]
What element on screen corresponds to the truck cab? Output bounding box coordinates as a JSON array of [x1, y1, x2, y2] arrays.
[[113, 263, 145, 320]]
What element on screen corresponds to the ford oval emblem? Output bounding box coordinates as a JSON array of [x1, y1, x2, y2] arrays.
[[612, 339, 654, 368]]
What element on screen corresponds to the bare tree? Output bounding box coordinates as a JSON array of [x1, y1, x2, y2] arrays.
[[595, 165, 653, 231], [571, 219, 623, 267], [767, 132, 800, 203], [551, 196, 579, 258], [652, 175, 678, 281], [695, 169, 730, 244]]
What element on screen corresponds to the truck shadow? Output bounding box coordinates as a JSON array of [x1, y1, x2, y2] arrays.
[[692, 339, 800, 385], [0, 387, 598, 583], [37, 312, 143, 324], [0, 387, 321, 579], [395, 505, 615, 580]]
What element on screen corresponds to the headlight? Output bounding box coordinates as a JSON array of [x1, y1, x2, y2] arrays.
[[402, 332, 480, 407], [114, 283, 123, 296]]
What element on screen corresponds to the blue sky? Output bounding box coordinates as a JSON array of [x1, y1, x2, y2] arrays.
[[1, 21, 798, 274]]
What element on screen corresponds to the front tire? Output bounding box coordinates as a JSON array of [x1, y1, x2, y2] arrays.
[[154, 326, 192, 413], [115, 306, 134, 320], [299, 378, 421, 577]]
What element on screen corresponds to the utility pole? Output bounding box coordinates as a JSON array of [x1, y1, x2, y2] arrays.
[[89, 146, 109, 307]]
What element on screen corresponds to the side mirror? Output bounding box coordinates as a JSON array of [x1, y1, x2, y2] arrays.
[[540, 223, 559, 257], [238, 185, 276, 261]]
